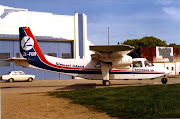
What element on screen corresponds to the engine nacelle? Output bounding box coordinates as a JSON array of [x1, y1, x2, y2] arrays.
[[112, 55, 132, 69]]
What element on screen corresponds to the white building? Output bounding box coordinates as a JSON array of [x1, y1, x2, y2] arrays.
[[0, 5, 92, 79]]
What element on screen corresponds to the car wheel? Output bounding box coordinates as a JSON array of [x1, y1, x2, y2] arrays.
[[27, 77, 33, 82], [8, 78, 14, 83]]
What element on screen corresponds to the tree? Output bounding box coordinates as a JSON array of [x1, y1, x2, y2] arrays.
[[169, 43, 180, 48], [123, 36, 167, 48], [123, 39, 140, 49]]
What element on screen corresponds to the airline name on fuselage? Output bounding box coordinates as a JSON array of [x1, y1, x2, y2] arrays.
[[135, 68, 154, 72], [56, 62, 84, 68]]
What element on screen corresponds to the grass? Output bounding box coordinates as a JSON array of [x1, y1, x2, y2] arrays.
[[48, 84, 180, 119]]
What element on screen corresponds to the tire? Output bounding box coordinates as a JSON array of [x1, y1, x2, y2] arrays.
[[161, 78, 168, 84], [103, 80, 111, 86], [8, 78, 14, 83], [27, 77, 33, 82]]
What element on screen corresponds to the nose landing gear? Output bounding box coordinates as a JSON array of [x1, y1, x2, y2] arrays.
[[103, 80, 111, 86], [161, 78, 168, 84]]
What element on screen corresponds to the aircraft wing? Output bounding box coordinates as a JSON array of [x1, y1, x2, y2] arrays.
[[90, 44, 134, 62], [5, 57, 30, 67]]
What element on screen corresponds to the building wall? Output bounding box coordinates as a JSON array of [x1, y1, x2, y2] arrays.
[[0, 5, 91, 59], [0, 40, 73, 80], [0, 5, 75, 40], [154, 62, 179, 76], [140, 47, 156, 62], [140, 47, 180, 63], [140, 47, 180, 76], [175, 62, 180, 75], [174, 48, 180, 62], [0, 5, 92, 80], [156, 46, 173, 62]]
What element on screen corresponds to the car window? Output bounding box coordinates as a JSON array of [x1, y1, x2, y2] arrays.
[[11, 72, 15, 75], [12, 72, 19, 75], [19, 72, 25, 75]]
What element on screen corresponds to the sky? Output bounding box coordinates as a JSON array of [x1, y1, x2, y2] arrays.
[[0, 0, 180, 45]]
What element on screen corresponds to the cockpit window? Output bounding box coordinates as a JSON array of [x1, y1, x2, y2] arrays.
[[95, 62, 101, 68], [133, 61, 142, 67], [144, 60, 154, 67]]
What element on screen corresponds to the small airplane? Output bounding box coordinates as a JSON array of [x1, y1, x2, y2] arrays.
[[6, 27, 170, 86]]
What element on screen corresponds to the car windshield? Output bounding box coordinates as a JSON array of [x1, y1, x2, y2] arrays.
[[144, 60, 154, 67], [7, 72, 11, 75]]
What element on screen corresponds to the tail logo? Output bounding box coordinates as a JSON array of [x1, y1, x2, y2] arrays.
[[21, 36, 34, 51]]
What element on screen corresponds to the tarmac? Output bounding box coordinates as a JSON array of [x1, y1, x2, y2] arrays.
[[1, 77, 180, 119]]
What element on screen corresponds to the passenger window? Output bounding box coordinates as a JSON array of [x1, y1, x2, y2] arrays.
[[133, 61, 142, 67], [95, 62, 101, 68]]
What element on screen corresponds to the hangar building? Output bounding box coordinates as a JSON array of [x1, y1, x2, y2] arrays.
[[0, 5, 92, 80]]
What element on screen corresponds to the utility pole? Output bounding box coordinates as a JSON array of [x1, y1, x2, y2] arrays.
[[108, 27, 109, 45]]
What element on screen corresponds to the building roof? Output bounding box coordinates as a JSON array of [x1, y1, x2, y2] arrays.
[[0, 34, 64, 40]]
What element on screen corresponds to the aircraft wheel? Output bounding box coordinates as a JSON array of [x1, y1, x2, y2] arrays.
[[103, 80, 111, 86], [161, 78, 167, 84]]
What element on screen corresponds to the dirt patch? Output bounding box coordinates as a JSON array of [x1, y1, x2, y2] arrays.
[[2, 92, 115, 119], [1, 80, 117, 119], [1, 78, 180, 119]]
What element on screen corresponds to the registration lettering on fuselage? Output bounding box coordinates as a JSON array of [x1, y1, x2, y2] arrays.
[[135, 69, 154, 72], [23, 52, 37, 56]]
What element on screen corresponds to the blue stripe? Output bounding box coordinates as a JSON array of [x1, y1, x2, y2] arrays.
[[29, 57, 164, 75], [110, 72, 164, 74]]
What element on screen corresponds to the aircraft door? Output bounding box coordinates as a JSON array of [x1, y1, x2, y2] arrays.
[[132, 61, 143, 77]]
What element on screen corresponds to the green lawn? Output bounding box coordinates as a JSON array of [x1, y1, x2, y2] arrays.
[[48, 84, 180, 119]]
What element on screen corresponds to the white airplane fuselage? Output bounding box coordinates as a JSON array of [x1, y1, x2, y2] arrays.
[[27, 55, 168, 80]]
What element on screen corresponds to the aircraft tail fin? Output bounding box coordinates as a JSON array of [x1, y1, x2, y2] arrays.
[[19, 27, 45, 61]]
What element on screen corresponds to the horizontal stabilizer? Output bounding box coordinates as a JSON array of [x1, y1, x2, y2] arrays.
[[5, 57, 30, 67]]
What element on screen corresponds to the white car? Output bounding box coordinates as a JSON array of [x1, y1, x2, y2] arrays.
[[0, 71, 35, 82]]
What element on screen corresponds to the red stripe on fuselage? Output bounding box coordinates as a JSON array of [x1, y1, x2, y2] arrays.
[[23, 27, 86, 70]]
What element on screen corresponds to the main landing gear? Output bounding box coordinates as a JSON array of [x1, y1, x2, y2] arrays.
[[103, 80, 111, 86], [161, 78, 168, 84]]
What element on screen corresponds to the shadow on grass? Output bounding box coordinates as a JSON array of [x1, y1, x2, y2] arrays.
[[0, 85, 67, 89], [55, 82, 144, 91]]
